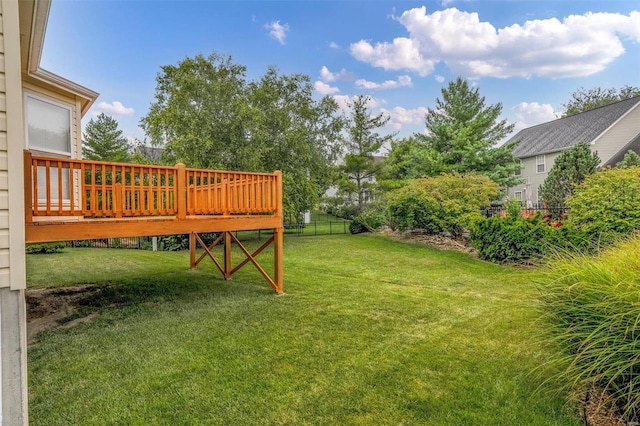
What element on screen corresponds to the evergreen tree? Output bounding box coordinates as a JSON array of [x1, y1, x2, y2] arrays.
[[337, 95, 393, 211], [540, 143, 600, 210], [83, 113, 131, 162], [616, 150, 640, 169], [417, 77, 519, 187]]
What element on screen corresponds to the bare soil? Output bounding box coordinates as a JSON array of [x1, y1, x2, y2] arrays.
[[385, 229, 478, 256], [26, 284, 107, 344]]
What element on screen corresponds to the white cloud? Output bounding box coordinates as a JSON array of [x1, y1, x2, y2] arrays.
[[319, 66, 353, 82], [93, 101, 135, 117], [314, 81, 340, 95], [332, 94, 385, 115], [510, 101, 558, 135], [329, 41, 340, 49], [355, 75, 413, 90], [380, 106, 429, 130], [434, 74, 445, 83], [350, 7, 640, 79], [513, 102, 557, 125], [265, 21, 289, 45]]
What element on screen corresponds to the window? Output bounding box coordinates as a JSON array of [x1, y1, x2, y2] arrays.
[[536, 155, 545, 173], [514, 159, 522, 176], [25, 94, 72, 156], [514, 191, 523, 202], [25, 93, 73, 202]]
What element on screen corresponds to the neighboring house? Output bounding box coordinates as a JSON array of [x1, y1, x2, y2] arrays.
[[1, 0, 98, 423], [505, 96, 640, 206]]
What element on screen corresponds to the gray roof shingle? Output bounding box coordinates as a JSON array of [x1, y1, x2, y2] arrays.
[[509, 96, 640, 158]]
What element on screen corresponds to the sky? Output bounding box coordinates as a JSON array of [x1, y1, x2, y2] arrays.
[[41, 0, 640, 151]]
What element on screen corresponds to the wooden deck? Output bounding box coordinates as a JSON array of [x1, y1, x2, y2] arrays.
[[23, 151, 284, 293]]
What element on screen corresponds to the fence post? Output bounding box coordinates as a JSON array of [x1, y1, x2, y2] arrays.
[[176, 163, 186, 219], [343, 221, 346, 234], [330, 222, 332, 235]]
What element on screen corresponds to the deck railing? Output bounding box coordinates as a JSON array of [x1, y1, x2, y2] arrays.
[[24, 151, 280, 220]]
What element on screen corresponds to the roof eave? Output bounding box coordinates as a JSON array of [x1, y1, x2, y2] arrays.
[[20, 0, 99, 116]]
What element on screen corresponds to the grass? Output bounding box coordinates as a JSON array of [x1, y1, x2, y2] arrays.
[[539, 236, 640, 420], [27, 235, 579, 425]]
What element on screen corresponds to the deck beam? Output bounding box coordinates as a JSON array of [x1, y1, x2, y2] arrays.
[[25, 216, 282, 243]]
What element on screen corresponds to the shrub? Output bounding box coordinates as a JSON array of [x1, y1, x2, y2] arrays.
[[159, 233, 219, 251], [566, 167, 640, 235], [469, 215, 549, 264], [386, 173, 500, 237], [470, 215, 601, 264], [26, 242, 65, 254], [349, 205, 385, 234], [539, 237, 640, 421]]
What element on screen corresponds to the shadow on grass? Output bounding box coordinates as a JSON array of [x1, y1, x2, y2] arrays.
[[27, 271, 275, 344]]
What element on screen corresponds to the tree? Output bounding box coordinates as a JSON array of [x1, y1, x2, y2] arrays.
[[140, 53, 344, 219], [247, 67, 344, 219], [378, 136, 442, 185], [337, 95, 393, 211], [562, 85, 640, 117], [616, 150, 640, 169], [83, 113, 131, 162], [416, 77, 519, 187], [539, 143, 600, 210]]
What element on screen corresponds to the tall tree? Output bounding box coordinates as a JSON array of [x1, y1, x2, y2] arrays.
[[140, 53, 252, 170], [562, 85, 640, 117], [539, 142, 600, 210], [337, 95, 393, 211], [248, 67, 344, 219], [83, 113, 131, 162], [416, 77, 518, 187], [140, 53, 344, 218]]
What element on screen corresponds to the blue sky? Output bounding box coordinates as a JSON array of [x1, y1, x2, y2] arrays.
[[41, 0, 640, 150]]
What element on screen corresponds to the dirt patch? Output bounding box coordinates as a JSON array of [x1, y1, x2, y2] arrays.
[[384, 229, 477, 256], [582, 388, 632, 426], [26, 284, 107, 344]]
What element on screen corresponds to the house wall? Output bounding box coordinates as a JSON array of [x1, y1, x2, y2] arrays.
[[506, 151, 561, 204], [0, 0, 29, 423], [592, 103, 640, 165]]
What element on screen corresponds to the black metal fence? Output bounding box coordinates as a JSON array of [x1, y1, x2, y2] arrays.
[[64, 220, 351, 251], [481, 206, 570, 218]]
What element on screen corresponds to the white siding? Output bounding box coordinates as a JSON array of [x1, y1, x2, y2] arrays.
[[592, 104, 640, 165], [0, 0, 8, 287]]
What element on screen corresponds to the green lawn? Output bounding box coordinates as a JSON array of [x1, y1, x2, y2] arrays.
[[26, 235, 579, 425]]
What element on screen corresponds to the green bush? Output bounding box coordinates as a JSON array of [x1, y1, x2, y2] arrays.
[[470, 215, 549, 264], [386, 173, 500, 237], [159, 233, 220, 251], [26, 242, 65, 254], [567, 167, 640, 235], [539, 237, 640, 421], [349, 205, 385, 234], [470, 215, 601, 264]]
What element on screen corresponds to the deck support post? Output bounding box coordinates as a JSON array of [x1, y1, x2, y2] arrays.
[[274, 227, 284, 295], [189, 232, 196, 270], [273, 170, 284, 295], [224, 231, 232, 279]]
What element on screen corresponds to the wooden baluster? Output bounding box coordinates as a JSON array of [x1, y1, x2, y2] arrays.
[[176, 163, 186, 219]]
